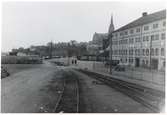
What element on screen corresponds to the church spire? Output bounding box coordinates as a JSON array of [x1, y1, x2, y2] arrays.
[[108, 14, 114, 34]]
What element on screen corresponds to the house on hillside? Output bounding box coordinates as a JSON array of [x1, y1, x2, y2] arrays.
[[17, 52, 27, 56]]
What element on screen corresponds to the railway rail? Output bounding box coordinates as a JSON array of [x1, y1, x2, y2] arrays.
[[53, 73, 79, 113], [77, 69, 165, 113]]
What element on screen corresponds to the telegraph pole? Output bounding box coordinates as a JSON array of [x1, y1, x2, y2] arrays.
[[149, 36, 152, 71], [50, 41, 53, 59], [109, 33, 113, 74]]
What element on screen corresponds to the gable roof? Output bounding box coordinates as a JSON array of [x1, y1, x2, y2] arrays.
[[114, 9, 166, 32]]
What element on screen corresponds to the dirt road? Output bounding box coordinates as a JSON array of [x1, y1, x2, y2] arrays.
[[1, 61, 64, 113], [72, 69, 153, 113], [1, 61, 159, 113]]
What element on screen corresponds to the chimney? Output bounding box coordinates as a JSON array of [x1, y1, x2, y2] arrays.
[[142, 12, 147, 17]]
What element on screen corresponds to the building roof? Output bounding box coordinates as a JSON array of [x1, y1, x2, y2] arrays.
[[92, 32, 108, 45], [114, 9, 166, 32]]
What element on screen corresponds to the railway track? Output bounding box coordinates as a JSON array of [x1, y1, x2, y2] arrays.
[[77, 69, 165, 113], [53, 73, 79, 113]]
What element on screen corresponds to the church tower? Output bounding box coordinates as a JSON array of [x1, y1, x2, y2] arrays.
[[108, 14, 115, 34], [108, 14, 114, 74]]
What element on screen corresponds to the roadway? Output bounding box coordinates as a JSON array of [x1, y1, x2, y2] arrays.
[[1, 60, 158, 113]]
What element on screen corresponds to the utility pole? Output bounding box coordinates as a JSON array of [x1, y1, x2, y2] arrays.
[[109, 33, 113, 74], [50, 41, 53, 59], [149, 36, 152, 71]]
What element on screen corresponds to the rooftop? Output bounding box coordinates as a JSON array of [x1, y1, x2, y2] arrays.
[[114, 9, 166, 32]]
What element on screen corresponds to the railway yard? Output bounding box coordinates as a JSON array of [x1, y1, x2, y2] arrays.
[[1, 61, 165, 113]]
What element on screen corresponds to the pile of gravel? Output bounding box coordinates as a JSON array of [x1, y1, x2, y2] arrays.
[[1, 66, 10, 78]]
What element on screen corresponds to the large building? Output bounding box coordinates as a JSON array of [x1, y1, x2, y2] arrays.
[[110, 10, 166, 70], [87, 32, 108, 55]]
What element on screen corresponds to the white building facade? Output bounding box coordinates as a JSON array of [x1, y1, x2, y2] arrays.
[[111, 10, 166, 70]]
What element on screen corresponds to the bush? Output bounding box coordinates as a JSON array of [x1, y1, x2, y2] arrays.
[[1, 66, 10, 78]]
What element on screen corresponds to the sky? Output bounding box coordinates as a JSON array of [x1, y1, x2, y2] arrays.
[[2, 1, 166, 52]]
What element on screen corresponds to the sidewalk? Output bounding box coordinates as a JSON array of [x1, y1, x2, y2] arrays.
[[75, 60, 165, 92], [84, 69, 165, 92]]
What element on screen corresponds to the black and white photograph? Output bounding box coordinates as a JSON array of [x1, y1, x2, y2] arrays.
[[1, 0, 166, 113]]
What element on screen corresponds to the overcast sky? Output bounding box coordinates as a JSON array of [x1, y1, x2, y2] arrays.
[[2, 1, 166, 52]]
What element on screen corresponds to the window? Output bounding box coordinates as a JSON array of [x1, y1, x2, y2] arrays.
[[135, 49, 137, 55], [135, 49, 140, 56], [142, 60, 145, 66], [129, 49, 134, 55], [119, 40, 121, 44], [125, 50, 127, 55], [146, 49, 149, 56], [155, 48, 159, 56], [153, 23, 158, 29], [139, 37, 141, 42], [132, 38, 134, 43], [114, 50, 116, 55], [120, 32, 124, 36], [130, 29, 134, 34], [136, 37, 139, 42], [151, 34, 159, 41], [114, 50, 117, 55], [113, 41, 118, 45], [125, 39, 128, 44], [115, 33, 118, 37], [143, 49, 145, 56], [125, 58, 127, 62], [161, 48, 165, 56], [124, 31, 128, 35], [129, 38, 134, 43], [146, 60, 148, 66], [135, 38, 138, 42], [136, 28, 140, 32], [161, 33, 166, 40], [129, 58, 133, 63], [163, 21, 166, 27], [151, 48, 154, 56], [143, 36, 149, 41], [113, 41, 115, 45], [116, 50, 118, 55], [132, 49, 134, 55], [135, 37, 141, 42], [131, 59, 133, 63], [155, 34, 159, 40], [138, 49, 140, 56], [163, 61, 165, 67], [146, 36, 149, 41], [144, 26, 149, 31], [151, 35, 154, 41]]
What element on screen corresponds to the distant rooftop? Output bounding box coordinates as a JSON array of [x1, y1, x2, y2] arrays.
[[114, 9, 166, 32]]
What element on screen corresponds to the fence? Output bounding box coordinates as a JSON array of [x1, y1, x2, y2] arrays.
[[77, 60, 165, 85]]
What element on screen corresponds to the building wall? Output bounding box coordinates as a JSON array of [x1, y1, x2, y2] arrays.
[[111, 19, 166, 70]]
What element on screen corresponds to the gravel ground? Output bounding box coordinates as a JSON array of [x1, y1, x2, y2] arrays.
[[1, 64, 42, 76], [1, 61, 64, 113], [72, 69, 153, 113], [1, 61, 155, 113]]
